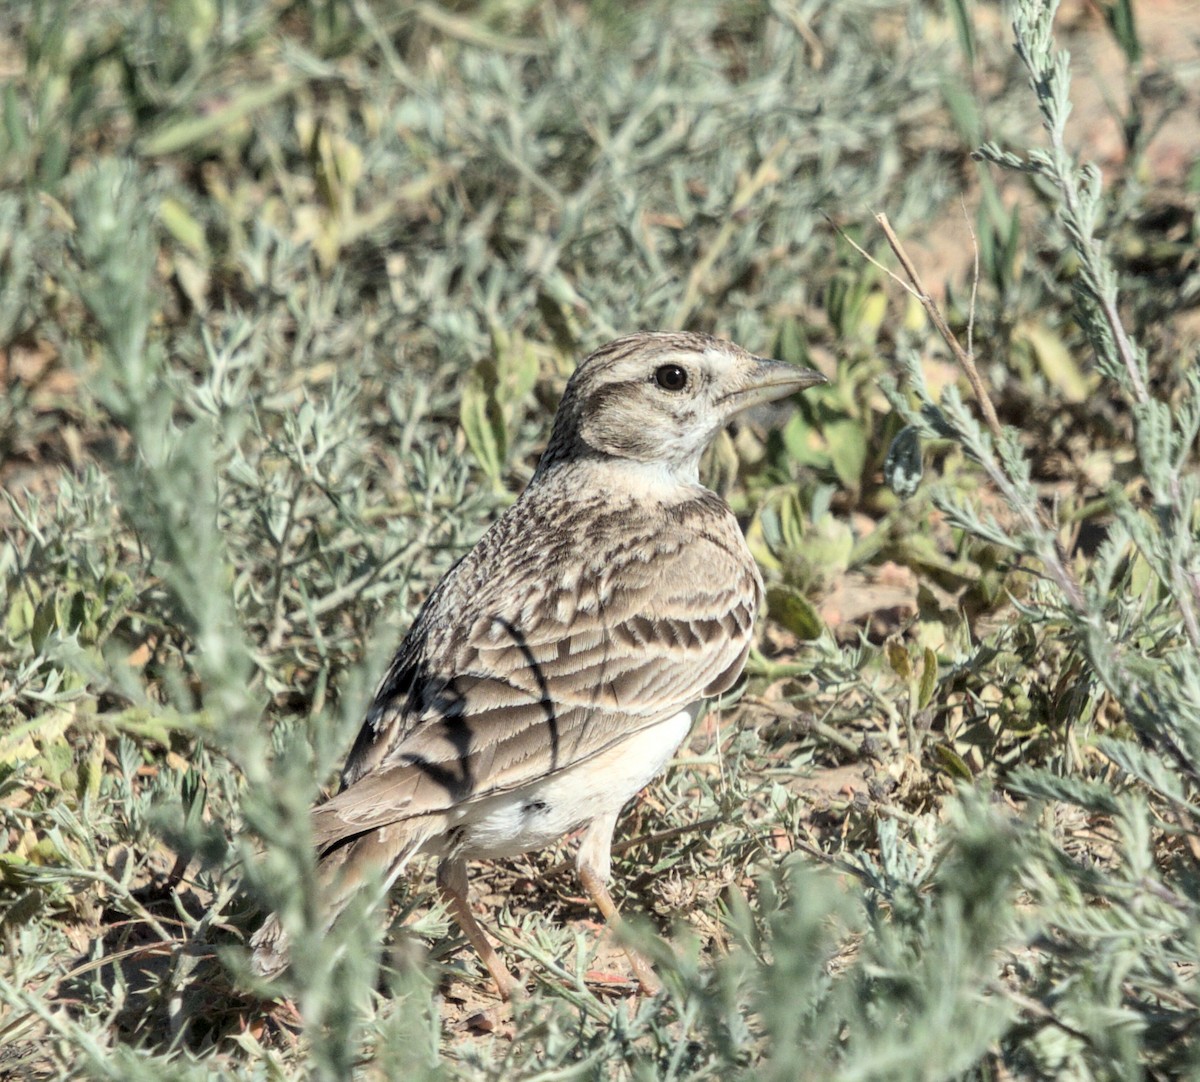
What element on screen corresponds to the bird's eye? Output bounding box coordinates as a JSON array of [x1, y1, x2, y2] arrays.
[[654, 364, 688, 392]]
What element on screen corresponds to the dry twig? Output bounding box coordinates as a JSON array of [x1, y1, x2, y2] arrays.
[[873, 212, 1003, 444]]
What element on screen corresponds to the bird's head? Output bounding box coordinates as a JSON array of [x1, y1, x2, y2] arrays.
[[539, 331, 826, 483]]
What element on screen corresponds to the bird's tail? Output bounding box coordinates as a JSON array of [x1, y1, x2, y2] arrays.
[[249, 816, 438, 978]]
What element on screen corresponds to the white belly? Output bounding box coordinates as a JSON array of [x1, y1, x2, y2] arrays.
[[449, 708, 695, 860]]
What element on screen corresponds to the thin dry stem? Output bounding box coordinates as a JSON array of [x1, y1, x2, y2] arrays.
[[864, 213, 1089, 614], [962, 197, 980, 364], [874, 212, 1003, 445], [822, 212, 918, 299]]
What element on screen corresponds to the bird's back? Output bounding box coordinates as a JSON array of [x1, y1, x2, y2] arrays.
[[312, 464, 761, 857]]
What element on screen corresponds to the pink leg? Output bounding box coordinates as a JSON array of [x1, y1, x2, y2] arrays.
[[437, 857, 520, 1000], [576, 813, 663, 996]]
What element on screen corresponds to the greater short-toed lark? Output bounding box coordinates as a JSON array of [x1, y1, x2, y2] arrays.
[[251, 331, 825, 997]]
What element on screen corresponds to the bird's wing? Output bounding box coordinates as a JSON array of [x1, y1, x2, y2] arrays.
[[312, 517, 759, 851]]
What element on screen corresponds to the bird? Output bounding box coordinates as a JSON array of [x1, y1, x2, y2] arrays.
[[250, 330, 826, 998]]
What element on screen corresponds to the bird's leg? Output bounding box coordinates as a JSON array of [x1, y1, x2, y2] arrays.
[[576, 813, 663, 996], [436, 857, 520, 1001]]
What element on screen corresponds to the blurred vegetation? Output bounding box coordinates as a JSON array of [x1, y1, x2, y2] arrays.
[[1, 0, 1199, 1077]]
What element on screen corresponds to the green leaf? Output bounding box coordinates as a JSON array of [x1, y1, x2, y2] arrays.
[[6, 585, 36, 640], [886, 640, 912, 680], [459, 361, 508, 484], [918, 647, 938, 709], [1102, 0, 1141, 65], [158, 197, 208, 258], [772, 316, 810, 366], [823, 416, 868, 490], [782, 410, 829, 470], [944, 0, 976, 66], [1016, 321, 1092, 403], [766, 585, 824, 641], [138, 78, 304, 157], [497, 334, 539, 406], [933, 743, 973, 781], [3, 84, 27, 156], [30, 598, 57, 653]]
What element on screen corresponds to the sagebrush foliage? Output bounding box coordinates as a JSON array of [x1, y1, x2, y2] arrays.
[[1, 0, 1198, 1078]]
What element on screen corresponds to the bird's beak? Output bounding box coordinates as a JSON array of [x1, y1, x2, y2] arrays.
[[722, 357, 828, 414]]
